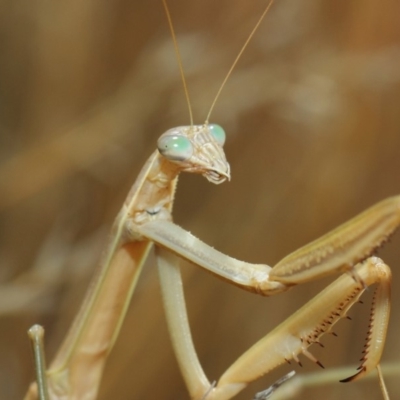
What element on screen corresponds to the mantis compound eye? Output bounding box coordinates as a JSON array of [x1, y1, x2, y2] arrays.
[[157, 135, 194, 161], [209, 124, 226, 146]]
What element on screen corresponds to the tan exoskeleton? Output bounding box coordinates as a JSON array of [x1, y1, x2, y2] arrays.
[[25, 1, 397, 400]]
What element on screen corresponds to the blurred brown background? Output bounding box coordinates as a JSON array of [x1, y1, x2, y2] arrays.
[[1, 0, 400, 399]]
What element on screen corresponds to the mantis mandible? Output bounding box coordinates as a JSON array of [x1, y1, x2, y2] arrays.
[[23, 1, 399, 399]]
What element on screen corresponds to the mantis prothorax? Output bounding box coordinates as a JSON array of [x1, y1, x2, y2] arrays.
[[24, 1, 397, 400]]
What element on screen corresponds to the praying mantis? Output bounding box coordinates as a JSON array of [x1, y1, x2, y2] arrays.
[[2, 0, 400, 400]]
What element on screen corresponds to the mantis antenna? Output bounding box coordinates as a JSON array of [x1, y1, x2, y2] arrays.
[[161, 0, 194, 126], [162, 0, 274, 126], [205, 0, 275, 123]]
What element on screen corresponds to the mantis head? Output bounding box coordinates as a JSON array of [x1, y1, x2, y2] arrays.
[[157, 123, 231, 184]]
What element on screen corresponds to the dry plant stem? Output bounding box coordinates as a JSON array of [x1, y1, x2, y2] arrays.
[[269, 362, 400, 400], [28, 325, 49, 400]]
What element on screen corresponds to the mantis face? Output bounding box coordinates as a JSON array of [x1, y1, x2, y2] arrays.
[[157, 123, 230, 184]]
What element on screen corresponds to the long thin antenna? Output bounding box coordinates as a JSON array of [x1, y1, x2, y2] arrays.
[[162, 0, 194, 126], [205, 0, 275, 123]]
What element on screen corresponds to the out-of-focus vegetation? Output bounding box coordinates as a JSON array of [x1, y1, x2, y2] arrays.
[[1, 0, 400, 399]]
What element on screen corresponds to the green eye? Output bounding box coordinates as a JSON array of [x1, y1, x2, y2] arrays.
[[157, 135, 193, 161], [209, 124, 226, 146]]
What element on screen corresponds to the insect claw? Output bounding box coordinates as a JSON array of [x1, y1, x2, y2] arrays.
[[342, 365, 368, 382]]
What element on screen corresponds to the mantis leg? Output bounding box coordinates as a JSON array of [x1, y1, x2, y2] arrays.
[[25, 239, 153, 400], [269, 196, 400, 285], [138, 196, 400, 294], [139, 196, 398, 400], [156, 248, 390, 400], [210, 257, 391, 400], [156, 247, 211, 400], [156, 246, 295, 400]]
